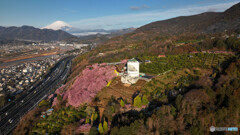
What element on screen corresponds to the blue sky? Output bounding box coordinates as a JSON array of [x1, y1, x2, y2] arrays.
[[0, 0, 239, 30]]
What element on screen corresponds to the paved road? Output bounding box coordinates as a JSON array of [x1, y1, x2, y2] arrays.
[[0, 56, 73, 135]]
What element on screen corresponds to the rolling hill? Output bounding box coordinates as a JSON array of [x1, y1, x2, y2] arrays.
[[134, 2, 240, 36]]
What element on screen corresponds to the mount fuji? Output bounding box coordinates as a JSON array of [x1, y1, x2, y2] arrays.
[[42, 21, 110, 36], [42, 21, 72, 31]]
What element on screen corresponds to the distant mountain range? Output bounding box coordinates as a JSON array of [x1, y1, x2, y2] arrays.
[[0, 22, 135, 42], [63, 28, 137, 45], [69, 28, 136, 37], [42, 21, 136, 37], [0, 26, 75, 41]]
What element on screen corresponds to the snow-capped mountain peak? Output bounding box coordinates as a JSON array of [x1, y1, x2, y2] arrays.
[[42, 21, 71, 31]]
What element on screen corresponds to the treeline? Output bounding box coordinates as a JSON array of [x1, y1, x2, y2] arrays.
[[200, 36, 240, 52], [31, 107, 86, 134]]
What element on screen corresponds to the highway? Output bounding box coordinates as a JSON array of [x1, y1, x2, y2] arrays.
[[0, 56, 74, 135]]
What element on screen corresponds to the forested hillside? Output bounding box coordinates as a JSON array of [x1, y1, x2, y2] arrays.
[[0, 26, 75, 41]]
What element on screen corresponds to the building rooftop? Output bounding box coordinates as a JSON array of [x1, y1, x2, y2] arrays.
[[128, 58, 139, 62], [46, 108, 54, 113]]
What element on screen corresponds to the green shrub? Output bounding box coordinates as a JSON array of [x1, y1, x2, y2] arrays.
[[134, 96, 142, 108], [142, 95, 149, 105], [57, 94, 62, 101], [103, 120, 108, 133], [91, 111, 98, 122], [98, 123, 104, 134], [85, 118, 90, 124], [89, 127, 98, 135], [38, 100, 50, 107], [120, 99, 125, 107]]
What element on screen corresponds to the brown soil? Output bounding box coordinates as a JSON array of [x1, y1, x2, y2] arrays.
[[95, 77, 147, 108]]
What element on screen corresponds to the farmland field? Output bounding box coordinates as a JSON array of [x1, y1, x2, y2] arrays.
[[139, 53, 233, 75]]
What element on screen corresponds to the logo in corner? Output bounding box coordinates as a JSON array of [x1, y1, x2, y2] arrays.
[[210, 126, 215, 132]]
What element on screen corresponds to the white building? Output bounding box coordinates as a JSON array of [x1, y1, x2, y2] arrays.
[[23, 69, 28, 73], [121, 58, 140, 85], [127, 58, 139, 77]]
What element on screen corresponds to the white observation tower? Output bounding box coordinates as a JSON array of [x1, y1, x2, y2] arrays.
[[127, 58, 139, 77]]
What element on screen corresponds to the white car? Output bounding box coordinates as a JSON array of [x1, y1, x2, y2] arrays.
[[8, 119, 13, 123], [5, 112, 8, 116]]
